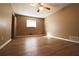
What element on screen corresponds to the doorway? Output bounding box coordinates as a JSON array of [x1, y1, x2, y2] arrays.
[[11, 14, 16, 39]]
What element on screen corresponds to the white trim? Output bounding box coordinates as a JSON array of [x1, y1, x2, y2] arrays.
[[16, 34, 45, 37], [47, 32, 79, 43], [16, 35, 27, 37], [49, 36, 79, 44], [0, 39, 11, 50]]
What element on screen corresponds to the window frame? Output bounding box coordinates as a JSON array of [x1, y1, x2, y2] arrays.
[[26, 17, 37, 28]]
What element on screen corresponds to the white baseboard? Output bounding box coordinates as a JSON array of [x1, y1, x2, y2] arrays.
[[0, 39, 11, 50], [16, 34, 45, 37], [48, 35, 79, 44]]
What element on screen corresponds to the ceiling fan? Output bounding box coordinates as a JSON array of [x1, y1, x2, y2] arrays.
[[37, 3, 50, 12]]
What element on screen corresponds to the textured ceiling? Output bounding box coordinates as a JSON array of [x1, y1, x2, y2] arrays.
[[11, 3, 70, 18]]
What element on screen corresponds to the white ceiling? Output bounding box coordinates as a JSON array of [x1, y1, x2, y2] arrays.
[[11, 3, 70, 18]]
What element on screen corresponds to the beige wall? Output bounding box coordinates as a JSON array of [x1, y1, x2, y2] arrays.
[[45, 4, 79, 39], [16, 14, 46, 36], [0, 4, 12, 46]]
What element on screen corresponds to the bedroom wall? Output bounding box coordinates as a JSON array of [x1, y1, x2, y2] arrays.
[[0, 4, 12, 46], [45, 4, 79, 39]]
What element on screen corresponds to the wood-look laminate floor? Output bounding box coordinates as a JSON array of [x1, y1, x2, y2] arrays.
[[0, 35, 79, 56]]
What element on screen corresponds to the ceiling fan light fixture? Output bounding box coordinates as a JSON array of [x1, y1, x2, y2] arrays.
[[37, 9, 40, 12]]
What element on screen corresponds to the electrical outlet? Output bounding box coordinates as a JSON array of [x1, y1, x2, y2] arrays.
[[69, 36, 79, 42]]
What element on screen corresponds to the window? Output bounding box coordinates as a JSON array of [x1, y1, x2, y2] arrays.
[[26, 18, 36, 27]]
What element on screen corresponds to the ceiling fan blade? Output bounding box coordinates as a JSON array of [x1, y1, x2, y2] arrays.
[[38, 3, 41, 6], [39, 4, 50, 10], [37, 3, 50, 12], [44, 7, 50, 10]]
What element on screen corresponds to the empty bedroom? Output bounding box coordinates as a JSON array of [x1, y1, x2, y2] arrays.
[[0, 3, 79, 56]]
